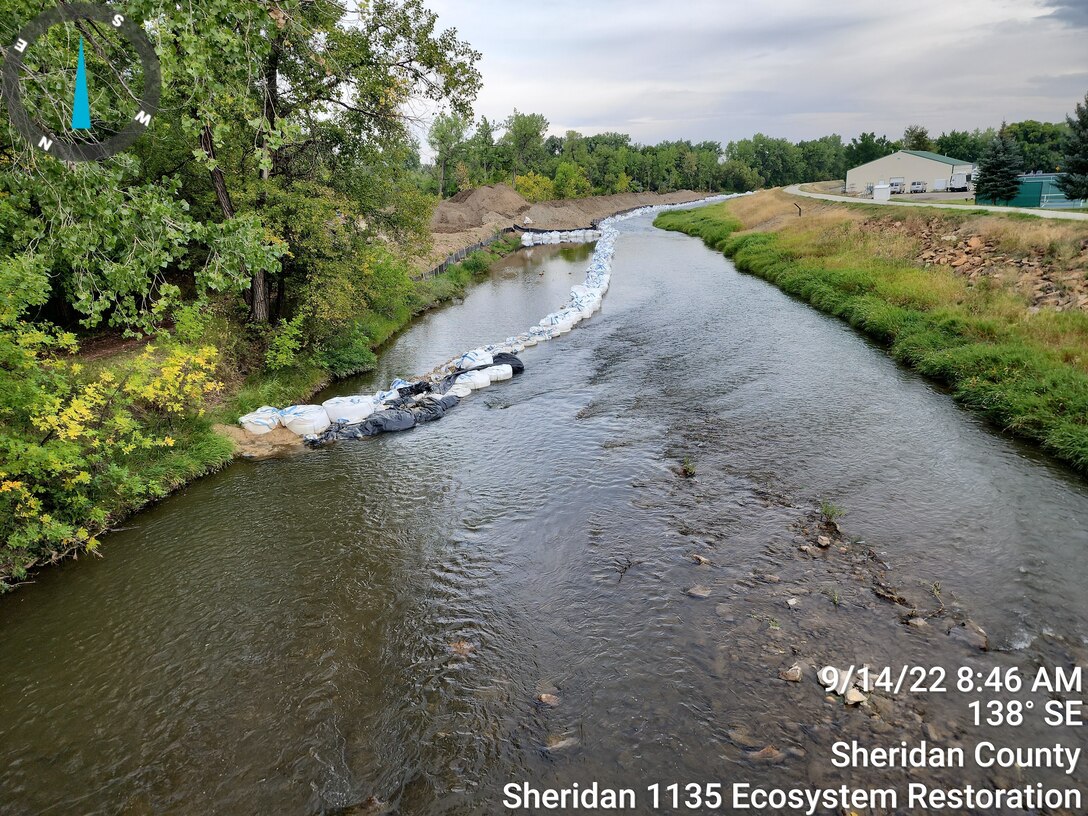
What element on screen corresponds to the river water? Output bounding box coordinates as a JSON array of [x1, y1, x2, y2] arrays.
[[2, 214, 1087, 814]]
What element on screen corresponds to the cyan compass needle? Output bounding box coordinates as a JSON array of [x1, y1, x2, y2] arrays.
[[71, 36, 91, 130]]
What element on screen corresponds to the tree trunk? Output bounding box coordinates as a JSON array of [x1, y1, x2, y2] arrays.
[[247, 39, 283, 325], [200, 125, 235, 219], [275, 273, 286, 321], [199, 124, 270, 323], [439, 158, 446, 199]]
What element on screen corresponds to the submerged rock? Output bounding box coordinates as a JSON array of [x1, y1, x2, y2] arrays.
[[779, 663, 803, 682], [748, 745, 785, 763], [947, 620, 989, 651], [449, 640, 476, 657], [844, 687, 868, 705], [537, 693, 560, 707], [727, 729, 764, 749], [687, 585, 712, 599], [544, 735, 578, 751]]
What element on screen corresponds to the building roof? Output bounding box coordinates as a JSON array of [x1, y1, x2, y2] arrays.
[[901, 149, 970, 166]]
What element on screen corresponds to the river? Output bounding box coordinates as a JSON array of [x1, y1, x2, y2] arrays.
[[2, 212, 1087, 814]]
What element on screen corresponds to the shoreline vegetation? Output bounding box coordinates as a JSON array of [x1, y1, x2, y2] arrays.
[[0, 191, 707, 591], [654, 190, 1088, 476]]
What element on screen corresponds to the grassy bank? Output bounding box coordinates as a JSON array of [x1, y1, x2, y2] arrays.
[[654, 192, 1088, 475], [0, 235, 523, 590]]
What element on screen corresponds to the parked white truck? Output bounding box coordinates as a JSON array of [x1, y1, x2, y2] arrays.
[[948, 172, 971, 192]]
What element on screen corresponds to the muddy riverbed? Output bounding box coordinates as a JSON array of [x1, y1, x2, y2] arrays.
[[2, 216, 1087, 814]]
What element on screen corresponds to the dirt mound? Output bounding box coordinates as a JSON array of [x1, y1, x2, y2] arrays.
[[431, 184, 530, 233]]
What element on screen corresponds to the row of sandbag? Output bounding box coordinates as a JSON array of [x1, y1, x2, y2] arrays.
[[238, 353, 526, 440], [520, 229, 602, 248], [238, 196, 740, 441]]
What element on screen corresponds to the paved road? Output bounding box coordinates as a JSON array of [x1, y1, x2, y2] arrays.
[[784, 184, 1088, 222]]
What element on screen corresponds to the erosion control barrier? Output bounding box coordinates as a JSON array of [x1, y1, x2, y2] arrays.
[[414, 227, 519, 282], [241, 193, 745, 446]]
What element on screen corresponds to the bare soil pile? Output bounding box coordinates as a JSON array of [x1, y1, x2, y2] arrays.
[[431, 184, 530, 233], [421, 188, 708, 272]]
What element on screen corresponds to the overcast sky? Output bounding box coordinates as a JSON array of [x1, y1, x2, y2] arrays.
[[419, 0, 1088, 153]]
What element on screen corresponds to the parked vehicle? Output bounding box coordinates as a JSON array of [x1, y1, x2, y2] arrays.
[[932, 178, 948, 192], [909, 181, 927, 194], [949, 172, 970, 192], [890, 178, 906, 194]]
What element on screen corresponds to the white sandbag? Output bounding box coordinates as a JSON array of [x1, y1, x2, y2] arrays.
[[521, 232, 534, 247], [455, 370, 491, 390], [482, 364, 513, 382], [374, 388, 400, 405], [322, 396, 377, 425], [239, 406, 282, 436], [456, 349, 493, 370], [446, 383, 473, 398], [281, 405, 332, 436]]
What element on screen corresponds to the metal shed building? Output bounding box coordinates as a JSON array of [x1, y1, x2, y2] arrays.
[[845, 150, 974, 195], [976, 173, 1086, 209]]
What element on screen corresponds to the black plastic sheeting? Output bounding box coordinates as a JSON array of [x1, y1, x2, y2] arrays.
[[437, 352, 525, 394], [413, 394, 460, 423], [304, 350, 526, 447]]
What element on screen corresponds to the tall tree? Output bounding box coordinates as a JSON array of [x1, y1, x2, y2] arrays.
[[798, 135, 846, 181], [158, 0, 481, 322], [1057, 93, 1088, 200], [726, 134, 803, 187], [902, 124, 934, 151], [844, 132, 897, 167], [1005, 120, 1068, 172], [501, 111, 549, 184], [466, 117, 497, 183], [554, 161, 591, 198], [428, 113, 471, 198], [934, 129, 994, 163], [975, 125, 1024, 205]]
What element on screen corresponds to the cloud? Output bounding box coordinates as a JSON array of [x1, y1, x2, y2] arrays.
[[1045, 1, 1088, 26], [418, 0, 1087, 157]]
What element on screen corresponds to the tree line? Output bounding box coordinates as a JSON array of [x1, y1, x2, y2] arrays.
[[424, 107, 1083, 202], [425, 110, 760, 200]]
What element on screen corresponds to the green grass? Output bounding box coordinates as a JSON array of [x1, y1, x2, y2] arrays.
[[655, 206, 1088, 474], [819, 500, 846, 525]]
